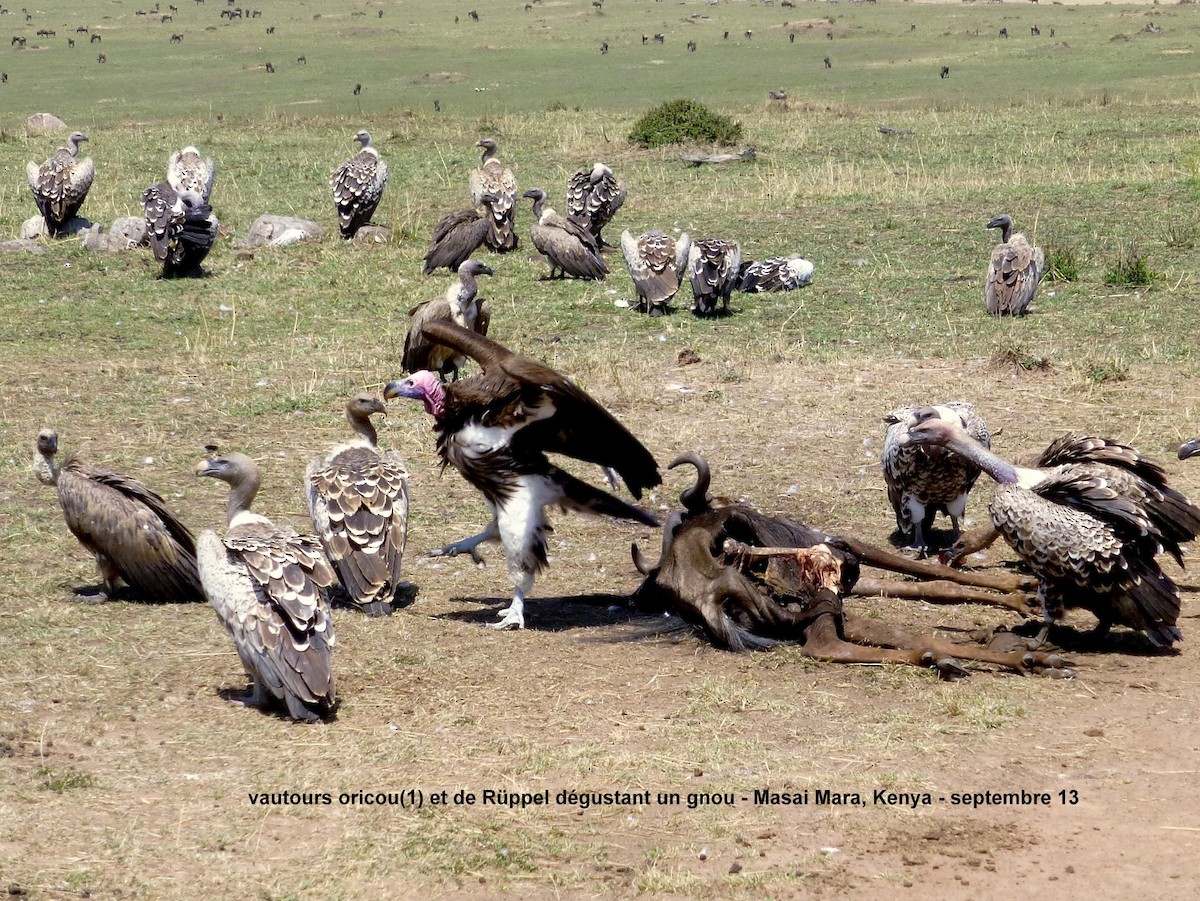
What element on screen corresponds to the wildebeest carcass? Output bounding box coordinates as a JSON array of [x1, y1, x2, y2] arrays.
[[630, 454, 1073, 677]]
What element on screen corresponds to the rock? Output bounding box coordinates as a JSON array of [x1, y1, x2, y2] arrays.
[[351, 225, 392, 244], [0, 238, 47, 254], [236, 215, 324, 249], [21, 214, 93, 239], [25, 113, 68, 134], [108, 216, 149, 248], [81, 218, 146, 253]]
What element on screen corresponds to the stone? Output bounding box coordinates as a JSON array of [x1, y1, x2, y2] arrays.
[[351, 225, 392, 244], [20, 214, 93, 239], [25, 113, 68, 134], [0, 238, 47, 254]]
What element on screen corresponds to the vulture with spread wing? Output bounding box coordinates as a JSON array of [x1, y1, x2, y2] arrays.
[[404, 259, 493, 380], [737, 255, 814, 293], [687, 238, 741, 317], [143, 181, 218, 277], [26, 131, 94, 236], [385, 322, 661, 630], [196, 452, 338, 721]]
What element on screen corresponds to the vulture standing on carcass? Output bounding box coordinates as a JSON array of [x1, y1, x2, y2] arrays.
[[331, 129, 389, 239], [32, 429, 204, 603], [166, 145, 215, 201], [307, 394, 410, 616], [143, 181, 219, 278], [565, 162, 626, 248], [384, 322, 661, 630], [195, 451, 338, 722], [403, 259, 494, 380], [469, 138, 518, 252], [882, 402, 991, 552], [621, 229, 691, 316], [984, 213, 1043, 316], [737, 255, 814, 293], [523, 187, 608, 280], [687, 238, 742, 317], [901, 412, 1200, 648], [422, 193, 499, 274], [26, 131, 94, 237]]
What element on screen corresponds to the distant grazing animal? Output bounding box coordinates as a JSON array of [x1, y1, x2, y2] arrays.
[[827, 31, 833, 40], [1, 72, 6, 82], [404, 259, 494, 379], [789, 33, 794, 43], [940, 65, 950, 78], [744, 29, 752, 39], [90, 32, 100, 42], [97, 52, 105, 62], [523, 187, 608, 280], [621, 229, 691, 316], [330, 129, 388, 239], [468, 9, 479, 20], [687, 39, 696, 52], [687, 237, 741, 317], [565, 161, 625, 248], [769, 90, 788, 101], [737, 255, 814, 293], [378, 8, 383, 16], [26, 131, 93, 236], [653, 32, 664, 43], [76, 26, 88, 32], [642, 34, 647, 44], [35, 27, 53, 35], [168, 146, 215, 200], [470, 138, 518, 253], [160, 14, 171, 21], [882, 403, 991, 552], [297, 54, 305, 64], [264, 61, 274, 72], [307, 393, 410, 617], [143, 181, 219, 278], [1031, 25, 1040, 35], [33, 429, 204, 603], [68, 36, 73, 46], [904, 414, 1200, 649], [170, 32, 181, 42], [984, 213, 1043, 316], [723, 30, 728, 39], [422, 195, 497, 274], [266, 25, 274, 34], [353, 82, 361, 95], [824, 56, 831, 68], [384, 322, 661, 631], [433, 98, 440, 112], [999, 27, 1008, 38], [195, 452, 338, 722]]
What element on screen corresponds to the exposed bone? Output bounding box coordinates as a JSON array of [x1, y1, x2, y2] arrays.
[[852, 577, 1037, 616]]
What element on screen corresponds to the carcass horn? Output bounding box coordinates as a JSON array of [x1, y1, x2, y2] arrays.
[[668, 452, 713, 514]]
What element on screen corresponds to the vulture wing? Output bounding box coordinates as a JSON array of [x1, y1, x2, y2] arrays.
[[423, 320, 661, 497], [143, 182, 178, 262], [622, 230, 683, 306], [423, 209, 490, 274], [402, 296, 454, 374], [476, 298, 492, 337], [985, 237, 1042, 315], [331, 150, 388, 237]]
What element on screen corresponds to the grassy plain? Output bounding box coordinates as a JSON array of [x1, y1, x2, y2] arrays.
[[3, 0, 1200, 898]]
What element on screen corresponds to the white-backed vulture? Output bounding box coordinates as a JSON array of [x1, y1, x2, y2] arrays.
[[523, 188, 607, 280], [565, 162, 625, 247], [166, 145, 214, 202], [902, 414, 1200, 648], [469, 138, 518, 252], [985, 214, 1043, 316], [384, 322, 661, 630], [26, 131, 94, 237], [882, 402, 991, 552], [195, 452, 338, 722], [422, 193, 497, 275], [403, 259, 494, 379], [687, 237, 741, 317], [331, 129, 388, 239], [621, 229, 691, 316], [32, 428, 203, 602], [307, 394, 410, 617], [737, 255, 814, 293], [143, 181, 219, 278]]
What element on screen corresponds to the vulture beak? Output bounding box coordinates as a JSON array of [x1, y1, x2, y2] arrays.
[[369, 397, 388, 416], [1179, 438, 1200, 461], [195, 458, 220, 478], [985, 215, 1007, 230], [521, 189, 539, 199], [383, 379, 422, 401], [478, 264, 494, 277]]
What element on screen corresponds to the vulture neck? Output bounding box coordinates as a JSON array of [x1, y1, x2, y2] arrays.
[[457, 271, 481, 306], [938, 430, 1038, 488], [33, 449, 59, 485], [480, 145, 497, 166], [422, 380, 447, 419], [998, 222, 1013, 243], [225, 474, 261, 525], [530, 195, 545, 220], [347, 409, 379, 447]]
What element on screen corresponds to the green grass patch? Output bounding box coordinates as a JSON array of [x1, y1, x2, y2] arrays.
[[1103, 242, 1159, 288]]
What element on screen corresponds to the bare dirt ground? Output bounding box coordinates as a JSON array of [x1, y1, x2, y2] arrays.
[[3, 353, 1199, 898]]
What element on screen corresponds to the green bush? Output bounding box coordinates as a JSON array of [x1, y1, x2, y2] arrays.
[[1046, 244, 1081, 282], [627, 99, 743, 149], [1103, 241, 1159, 287]]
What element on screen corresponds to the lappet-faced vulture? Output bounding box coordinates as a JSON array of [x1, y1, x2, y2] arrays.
[[32, 429, 203, 602], [384, 322, 661, 630], [984, 214, 1043, 316], [404, 259, 494, 379], [621, 228, 691, 315], [331, 129, 389, 239], [143, 181, 219, 278], [523, 188, 607, 280], [195, 452, 338, 722], [26, 131, 94, 236], [469, 138, 518, 252], [307, 394, 410, 616]]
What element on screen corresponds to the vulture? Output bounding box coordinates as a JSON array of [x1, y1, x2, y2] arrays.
[[403, 259, 494, 379], [384, 322, 661, 630], [882, 402, 991, 551], [687, 237, 742, 317], [985, 213, 1043, 316], [422, 193, 498, 275], [195, 451, 338, 722], [901, 413, 1200, 648], [737, 255, 814, 293], [32, 428, 203, 602], [469, 138, 518, 252], [307, 394, 410, 616], [565, 162, 626, 247], [26, 131, 94, 237], [331, 129, 389, 239], [166, 145, 214, 202], [523, 187, 608, 280], [620, 229, 691, 316], [143, 181, 219, 278]]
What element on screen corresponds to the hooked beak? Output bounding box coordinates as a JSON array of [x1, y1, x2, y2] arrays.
[[477, 264, 494, 277], [383, 379, 421, 401], [986, 215, 1007, 230], [195, 458, 219, 478]]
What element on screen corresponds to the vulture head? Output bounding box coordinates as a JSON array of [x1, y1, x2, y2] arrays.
[[986, 213, 1014, 242], [346, 392, 387, 445], [590, 162, 613, 183], [1179, 437, 1200, 461], [353, 129, 373, 150], [521, 187, 547, 217], [384, 372, 446, 418], [457, 258, 494, 279], [196, 451, 262, 522], [33, 428, 61, 485], [66, 132, 89, 155], [895, 406, 959, 449], [37, 428, 59, 457], [476, 138, 498, 163]]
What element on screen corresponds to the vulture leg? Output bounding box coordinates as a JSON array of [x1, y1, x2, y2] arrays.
[[490, 583, 528, 631], [428, 518, 499, 565]]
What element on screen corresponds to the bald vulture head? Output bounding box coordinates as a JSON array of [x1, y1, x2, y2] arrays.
[[1179, 438, 1200, 461], [522, 187, 547, 217], [986, 213, 1014, 243], [354, 129, 373, 149], [65, 132, 89, 154], [196, 452, 262, 523], [477, 138, 498, 162], [457, 258, 494, 279], [33, 428, 60, 484]]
